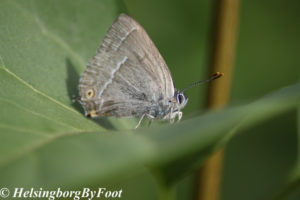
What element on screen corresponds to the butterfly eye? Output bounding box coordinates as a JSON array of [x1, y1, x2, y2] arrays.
[[177, 93, 186, 105], [86, 89, 95, 99]]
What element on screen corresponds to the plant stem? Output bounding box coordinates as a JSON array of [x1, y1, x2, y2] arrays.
[[195, 0, 240, 199]]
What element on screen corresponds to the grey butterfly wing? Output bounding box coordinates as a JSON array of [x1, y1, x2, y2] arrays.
[[79, 13, 174, 117]]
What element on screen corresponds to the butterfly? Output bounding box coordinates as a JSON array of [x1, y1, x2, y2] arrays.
[[78, 13, 222, 128]]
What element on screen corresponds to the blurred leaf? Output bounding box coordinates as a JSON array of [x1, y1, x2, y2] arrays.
[[270, 105, 300, 199], [221, 0, 300, 199], [0, 0, 300, 193], [144, 82, 300, 185]]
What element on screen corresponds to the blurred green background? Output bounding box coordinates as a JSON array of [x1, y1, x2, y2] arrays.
[[123, 0, 300, 199]]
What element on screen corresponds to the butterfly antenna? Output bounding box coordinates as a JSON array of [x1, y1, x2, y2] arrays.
[[180, 72, 224, 93]]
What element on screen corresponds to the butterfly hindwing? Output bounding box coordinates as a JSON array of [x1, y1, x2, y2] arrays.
[[79, 14, 175, 117]]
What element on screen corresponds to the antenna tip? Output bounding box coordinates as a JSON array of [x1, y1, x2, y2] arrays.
[[215, 72, 224, 76], [213, 72, 224, 80]]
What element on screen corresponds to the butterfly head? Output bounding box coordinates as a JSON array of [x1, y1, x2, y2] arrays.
[[173, 90, 188, 110], [171, 72, 224, 112]]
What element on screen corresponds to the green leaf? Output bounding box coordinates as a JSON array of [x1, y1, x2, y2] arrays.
[[0, 0, 300, 192]]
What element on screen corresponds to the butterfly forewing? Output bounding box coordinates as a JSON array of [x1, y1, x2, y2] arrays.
[[79, 14, 175, 117]]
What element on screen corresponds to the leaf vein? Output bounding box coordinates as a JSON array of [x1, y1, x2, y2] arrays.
[[0, 97, 82, 131], [0, 64, 82, 117]]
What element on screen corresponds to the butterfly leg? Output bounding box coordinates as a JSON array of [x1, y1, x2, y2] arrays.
[[135, 113, 155, 129], [170, 118, 175, 124], [135, 114, 146, 129], [176, 111, 182, 122], [168, 107, 175, 124], [168, 111, 182, 123], [146, 114, 155, 127]]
